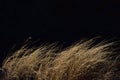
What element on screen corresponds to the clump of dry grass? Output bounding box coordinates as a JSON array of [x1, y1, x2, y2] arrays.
[[1, 38, 120, 80]]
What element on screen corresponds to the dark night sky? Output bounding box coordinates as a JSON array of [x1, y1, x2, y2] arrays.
[[0, 0, 120, 66]]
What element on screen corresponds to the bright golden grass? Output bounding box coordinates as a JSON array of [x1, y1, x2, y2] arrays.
[[1, 38, 120, 80]]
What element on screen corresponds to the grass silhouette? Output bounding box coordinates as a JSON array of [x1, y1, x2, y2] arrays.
[[1, 38, 120, 80]]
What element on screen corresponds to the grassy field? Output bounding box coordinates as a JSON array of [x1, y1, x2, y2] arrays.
[[1, 38, 120, 80]]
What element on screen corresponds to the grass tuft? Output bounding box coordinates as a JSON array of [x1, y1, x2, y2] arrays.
[[1, 38, 120, 80]]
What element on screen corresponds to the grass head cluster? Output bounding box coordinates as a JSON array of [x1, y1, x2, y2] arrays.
[[1, 38, 120, 80]]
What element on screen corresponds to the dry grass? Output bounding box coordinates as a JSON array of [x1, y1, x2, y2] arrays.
[[1, 38, 120, 80]]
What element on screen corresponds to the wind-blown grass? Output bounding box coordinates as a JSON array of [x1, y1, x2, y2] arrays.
[[1, 38, 120, 80]]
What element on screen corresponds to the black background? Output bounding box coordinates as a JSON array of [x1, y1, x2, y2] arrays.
[[0, 0, 120, 66]]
